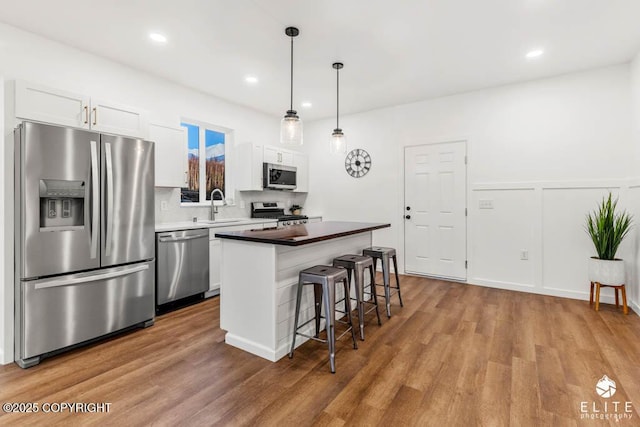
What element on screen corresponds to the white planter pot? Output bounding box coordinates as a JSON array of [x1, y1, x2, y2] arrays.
[[588, 257, 626, 285]]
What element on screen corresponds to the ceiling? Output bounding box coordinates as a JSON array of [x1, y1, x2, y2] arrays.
[[1, 0, 640, 121]]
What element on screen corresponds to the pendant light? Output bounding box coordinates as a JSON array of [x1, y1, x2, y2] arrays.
[[280, 27, 303, 146], [329, 62, 347, 154]]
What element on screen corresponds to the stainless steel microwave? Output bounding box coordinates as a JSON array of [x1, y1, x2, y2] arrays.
[[263, 163, 297, 190]]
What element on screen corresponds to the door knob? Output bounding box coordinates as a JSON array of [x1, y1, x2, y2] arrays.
[[405, 215, 411, 220], [406, 206, 411, 211]]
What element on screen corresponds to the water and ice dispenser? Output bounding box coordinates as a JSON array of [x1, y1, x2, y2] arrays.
[[39, 179, 85, 231]]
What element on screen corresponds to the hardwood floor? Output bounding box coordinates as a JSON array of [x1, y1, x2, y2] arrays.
[[1, 275, 639, 426]]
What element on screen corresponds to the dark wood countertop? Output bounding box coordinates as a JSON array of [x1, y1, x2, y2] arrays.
[[215, 221, 390, 246]]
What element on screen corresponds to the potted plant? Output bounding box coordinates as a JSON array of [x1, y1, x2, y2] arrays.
[[290, 204, 303, 215], [585, 193, 633, 286]]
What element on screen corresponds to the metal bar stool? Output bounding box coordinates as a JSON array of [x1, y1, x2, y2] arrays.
[[362, 246, 403, 318], [289, 265, 358, 373], [333, 254, 381, 340]]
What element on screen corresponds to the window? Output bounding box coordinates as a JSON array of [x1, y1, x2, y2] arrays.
[[180, 120, 227, 203]]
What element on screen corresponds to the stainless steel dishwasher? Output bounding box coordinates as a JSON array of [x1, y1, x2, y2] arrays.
[[156, 228, 210, 310]]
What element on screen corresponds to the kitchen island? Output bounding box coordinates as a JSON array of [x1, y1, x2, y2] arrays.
[[216, 221, 390, 361]]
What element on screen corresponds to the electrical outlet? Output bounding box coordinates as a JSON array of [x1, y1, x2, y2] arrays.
[[239, 200, 245, 209], [479, 199, 494, 209], [160, 201, 169, 211], [520, 250, 529, 260]]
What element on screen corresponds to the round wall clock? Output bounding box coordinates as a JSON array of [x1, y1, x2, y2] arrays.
[[345, 149, 372, 178]]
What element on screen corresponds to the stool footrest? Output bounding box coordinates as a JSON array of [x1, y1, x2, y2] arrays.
[[374, 284, 401, 297], [362, 304, 379, 316], [295, 332, 328, 344], [295, 316, 321, 331], [294, 324, 354, 344]]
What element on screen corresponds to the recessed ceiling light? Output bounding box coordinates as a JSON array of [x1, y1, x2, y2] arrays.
[[245, 76, 258, 84], [149, 32, 167, 43], [526, 49, 544, 59], [301, 102, 312, 108]]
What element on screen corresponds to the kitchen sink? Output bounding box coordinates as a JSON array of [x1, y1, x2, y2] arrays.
[[198, 218, 244, 224]]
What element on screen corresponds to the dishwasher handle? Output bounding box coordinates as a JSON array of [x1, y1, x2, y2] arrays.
[[158, 233, 209, 243]]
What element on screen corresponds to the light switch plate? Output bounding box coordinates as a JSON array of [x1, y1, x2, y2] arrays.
[[479, 199, 494, 209]]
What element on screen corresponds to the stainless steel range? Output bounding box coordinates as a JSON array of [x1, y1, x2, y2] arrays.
[[251, 202, 308, 227]]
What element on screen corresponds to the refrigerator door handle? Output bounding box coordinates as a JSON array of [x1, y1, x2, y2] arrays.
[[105, 142, 114, 257], [90, 140, 99, 259], [33, 264, 149, 290]]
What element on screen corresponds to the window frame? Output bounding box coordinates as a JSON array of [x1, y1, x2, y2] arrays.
[[179, 118, 234, 207]]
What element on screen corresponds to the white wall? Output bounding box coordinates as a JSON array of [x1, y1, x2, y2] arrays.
[[0, 23, 290, 363], [0, 77, 7, 364], [629, 50, 640, 313], [303, 64, 636, 309]]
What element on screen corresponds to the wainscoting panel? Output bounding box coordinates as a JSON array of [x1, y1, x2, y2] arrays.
[[468, 181, 633, 307]]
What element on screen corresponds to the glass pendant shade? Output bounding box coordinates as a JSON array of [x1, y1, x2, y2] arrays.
[[329, 128, 347, 154], [281, 110, 303, 146]]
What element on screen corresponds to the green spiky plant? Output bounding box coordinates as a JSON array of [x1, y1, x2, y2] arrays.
[[585, 193, 633, 260]]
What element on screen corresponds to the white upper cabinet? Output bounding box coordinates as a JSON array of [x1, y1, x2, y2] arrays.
[[236, 143, 308, 192], [293, 152, 308, 193], [15, 80, 90, 129], [89, 98, 148, 139], [150, 123, 188, 188], [235, 143, 264, 191], [263, 145, 294, 166], [14, 80, 148, 139]]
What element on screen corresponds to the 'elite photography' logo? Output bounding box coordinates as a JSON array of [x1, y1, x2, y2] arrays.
[[596, 375, 617, 398], [580, 375, 633, 421]]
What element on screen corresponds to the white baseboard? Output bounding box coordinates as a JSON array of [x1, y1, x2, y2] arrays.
[[469, 277, 639, 316], [224, 333, 278, 362], [225, 324, 316, 363], [204, 289, 219, 298]]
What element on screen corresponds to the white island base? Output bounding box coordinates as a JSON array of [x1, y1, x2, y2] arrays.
[[220, 232, 371, 361]]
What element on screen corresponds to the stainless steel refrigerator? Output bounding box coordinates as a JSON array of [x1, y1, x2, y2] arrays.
[[14, 121, 155, 368]]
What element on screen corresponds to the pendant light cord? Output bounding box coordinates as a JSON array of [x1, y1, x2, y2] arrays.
[[336, 66, 340, 129], [290, 35, 294, 111]]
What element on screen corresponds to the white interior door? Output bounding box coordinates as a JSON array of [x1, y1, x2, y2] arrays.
[[404, 141, 467, 280]]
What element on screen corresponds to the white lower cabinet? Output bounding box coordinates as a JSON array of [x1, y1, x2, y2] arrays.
[[207, 222, 271, 296], [209, 238, 222, 296], [307, 216, 322, 223]]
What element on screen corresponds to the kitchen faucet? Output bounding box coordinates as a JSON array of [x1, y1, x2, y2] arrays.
[[210, 189, 226, 220]]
